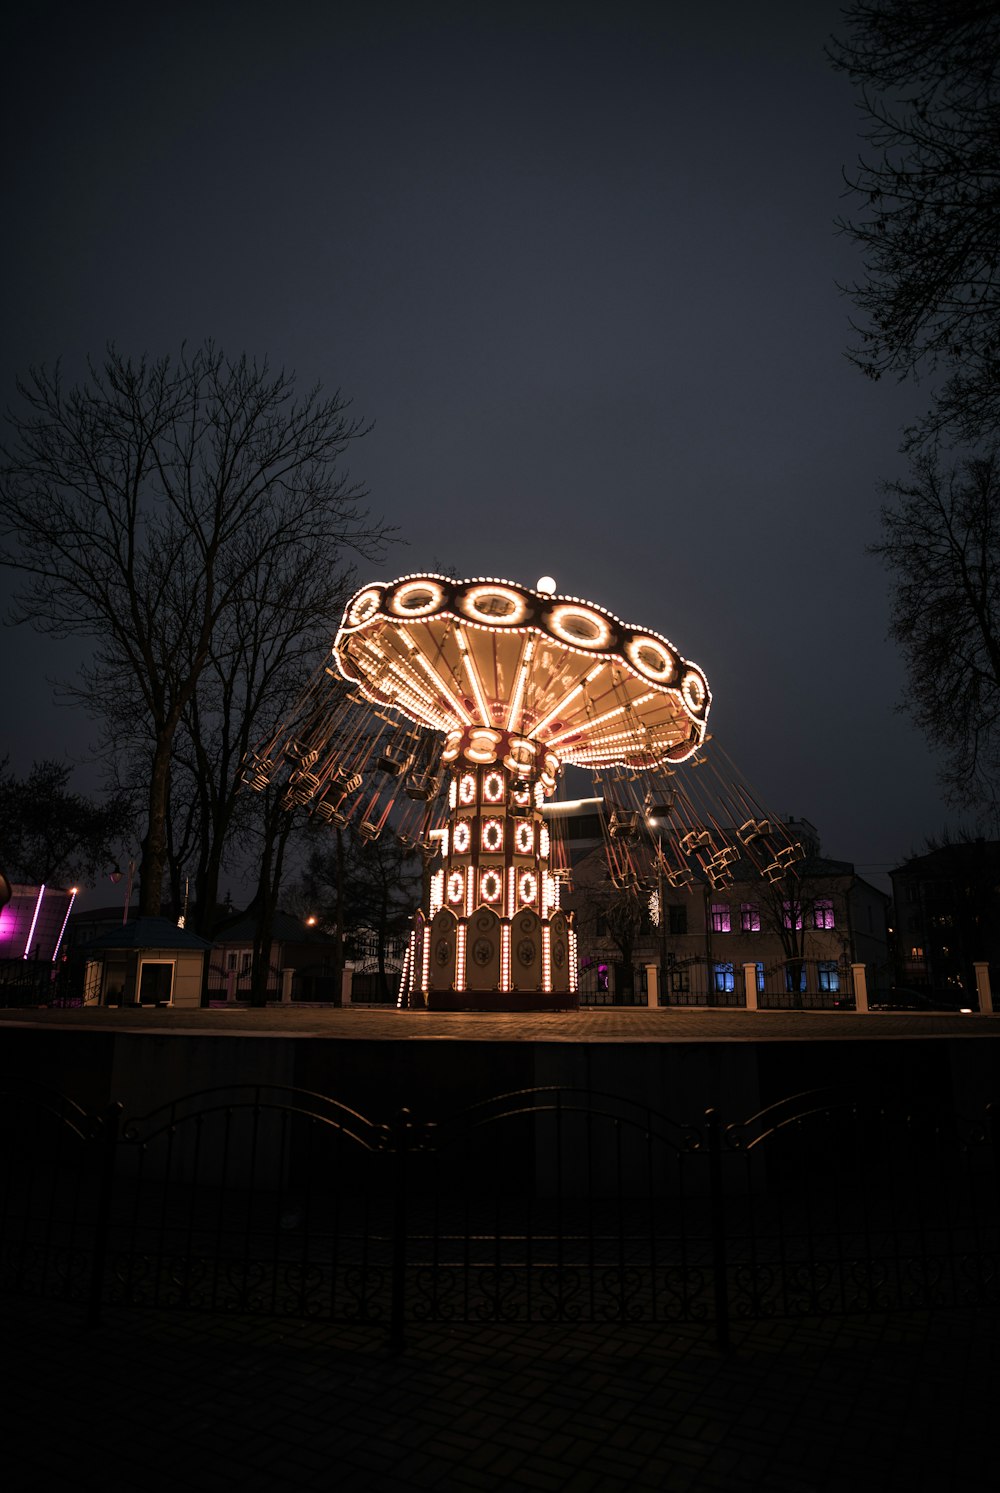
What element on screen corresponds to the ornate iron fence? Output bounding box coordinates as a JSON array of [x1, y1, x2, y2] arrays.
[[2, 1079, 998, 1349]]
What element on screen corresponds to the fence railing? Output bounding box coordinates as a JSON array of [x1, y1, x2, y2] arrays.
[[3, 1079, 998, 1349], [579, 958, 857, 1008], [0, 957, 81, 1007]]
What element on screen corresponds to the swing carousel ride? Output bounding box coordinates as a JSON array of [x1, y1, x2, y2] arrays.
[[246, 573, 803, 1010]]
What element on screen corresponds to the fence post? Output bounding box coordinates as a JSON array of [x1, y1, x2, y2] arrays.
[[387, 1108, 410, 1353], [973, 961, 994, 1014], [742, 963, 758, 1012], [851, 962, 869, 1013], [86, 1100, 122, 1329], [705, 1108, 731, 1353]]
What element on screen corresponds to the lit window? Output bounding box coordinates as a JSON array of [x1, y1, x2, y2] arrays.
[[782, 901, 803, 931], [817, 961, 840, 993], [784, 963, 807, 993], [910, 946, 924, 960], [740, 903, 760, 932], [813, 898, 835, 930], [711, 903, 731, 933], [713, 961, 735, 992], [754, 962, 765, 993]]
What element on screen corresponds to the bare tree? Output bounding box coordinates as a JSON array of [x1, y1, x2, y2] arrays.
[[0, 757, 130, 887], [570, 859, 650, 1002], [829, 1, 1000, 447], [297, 828, 422, 1003], [871, 448, 1000, 811], [0, 344, 390, 916]]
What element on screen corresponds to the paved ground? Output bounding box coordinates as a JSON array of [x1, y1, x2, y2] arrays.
[[3, 1296, 996, 1492], [2, 1005, 998, 1042]]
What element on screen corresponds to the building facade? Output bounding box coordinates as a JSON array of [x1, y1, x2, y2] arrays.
[[551, 804, 890, 1006], [890, 839, 1000, 1000]]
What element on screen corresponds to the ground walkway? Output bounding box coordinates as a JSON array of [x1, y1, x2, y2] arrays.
[[4, 1297, 995, 1492], [2, 1005, 998, 1042]]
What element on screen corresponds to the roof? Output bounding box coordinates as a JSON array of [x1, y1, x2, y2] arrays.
[[77, 916, 214, 953], [213, 910, 323, 945], [891, 839, 1000, 878]]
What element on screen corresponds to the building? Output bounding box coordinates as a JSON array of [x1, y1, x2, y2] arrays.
[[79, 916, 212, 1007], [890, 838, 1000, 1000], [550, 803, 890, 1006], [207, 910, 347, 1003]]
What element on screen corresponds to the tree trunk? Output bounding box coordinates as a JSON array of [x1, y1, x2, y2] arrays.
[[139, 738, 173, 916], [249, 798, 293, 1007]]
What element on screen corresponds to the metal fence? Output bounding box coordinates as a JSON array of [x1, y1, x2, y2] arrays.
[[0, 957, 81, 1007], [2, 1079, 998, 1350], [579, 958, 857, 1008]]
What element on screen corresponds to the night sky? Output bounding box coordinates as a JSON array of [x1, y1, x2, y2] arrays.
[[1, 0, 951, 896]]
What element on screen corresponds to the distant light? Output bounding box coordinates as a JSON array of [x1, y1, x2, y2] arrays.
[[306, 915, 317, 926], [536, 576, 556, 594]]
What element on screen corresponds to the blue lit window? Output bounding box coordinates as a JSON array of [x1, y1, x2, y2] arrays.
[[714, 961, 735, 993], [784, 963, 807, 993], [817, 961, 840, 992]]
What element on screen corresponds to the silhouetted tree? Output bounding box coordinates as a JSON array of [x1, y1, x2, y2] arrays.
[[830, 1, 1000, 447], [0, 343, 389, 916], [297, 828, 422, 1002], [870, 449, 1000, 812], [570, 861, 651, 1002], [0, 757, 130, 886]]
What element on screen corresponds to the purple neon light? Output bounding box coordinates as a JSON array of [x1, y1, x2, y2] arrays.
[[52, 888, 78, 962], [23, 883, 46, 959]]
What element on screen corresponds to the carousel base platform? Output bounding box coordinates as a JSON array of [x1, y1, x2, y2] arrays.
[[414, 989, 579, 1012]]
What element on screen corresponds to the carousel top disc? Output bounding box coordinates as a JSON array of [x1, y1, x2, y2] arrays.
[[332, 574, 711, 771]]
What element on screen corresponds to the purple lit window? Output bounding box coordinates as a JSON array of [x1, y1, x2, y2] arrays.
[[813, 899, 835, 930], [782, 901, 803, 931], [711, 903, 731, 933], [740, 902, 760, 932]]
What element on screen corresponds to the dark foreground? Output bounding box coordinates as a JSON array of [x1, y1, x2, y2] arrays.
[[4, 1297, 996, 1493]]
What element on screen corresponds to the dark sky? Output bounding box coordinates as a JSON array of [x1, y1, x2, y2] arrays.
[[1, 0, 951, 893]]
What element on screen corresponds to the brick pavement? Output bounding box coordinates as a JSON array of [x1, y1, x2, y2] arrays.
[[2, 1005, 998, 1042], [3, 1298, 996, 1492]]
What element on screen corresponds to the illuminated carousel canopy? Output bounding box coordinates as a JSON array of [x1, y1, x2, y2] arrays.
[[332, 574, 711, 776]]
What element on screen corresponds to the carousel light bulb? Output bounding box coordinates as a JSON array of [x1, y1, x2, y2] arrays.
[[537, 576, 556, 594]]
